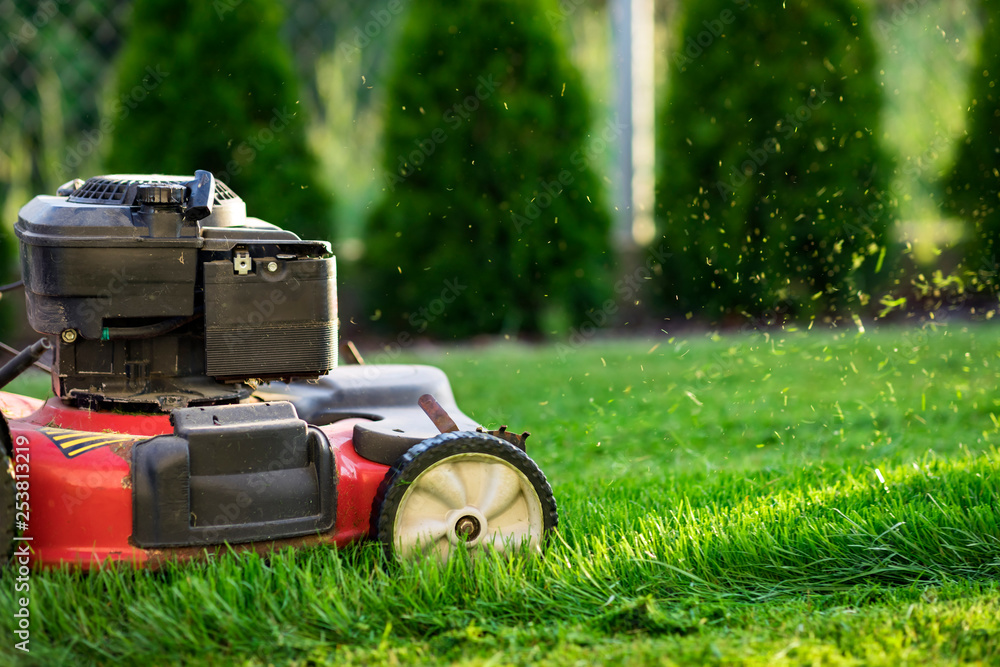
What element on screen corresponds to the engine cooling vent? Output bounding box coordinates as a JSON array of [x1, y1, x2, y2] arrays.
[[68, 175, 239, 206]]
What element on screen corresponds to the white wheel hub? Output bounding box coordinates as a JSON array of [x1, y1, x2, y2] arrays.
[[392, 452, 544, 559]]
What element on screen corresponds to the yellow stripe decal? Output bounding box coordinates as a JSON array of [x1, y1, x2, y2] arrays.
[[58, 435, 113, 448], [63, 441, 117, 457], [39, 427, 138, 458]]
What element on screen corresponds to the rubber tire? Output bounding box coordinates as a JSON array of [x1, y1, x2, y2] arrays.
[[372, 431, 558, 560], [0, 450, 14, 567]]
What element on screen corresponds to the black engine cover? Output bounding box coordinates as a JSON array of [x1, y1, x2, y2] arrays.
[[14, 172, 338, 410]]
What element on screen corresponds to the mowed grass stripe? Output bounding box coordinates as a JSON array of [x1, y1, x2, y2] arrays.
[[559, 451, 999, 599], [2, 323, 998, 665], [15, 449, 999, 664]]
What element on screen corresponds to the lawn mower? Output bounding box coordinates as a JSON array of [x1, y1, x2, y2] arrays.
[[0, 171, 557, 568]]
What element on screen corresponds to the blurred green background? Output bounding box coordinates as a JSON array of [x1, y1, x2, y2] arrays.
[[0, 0, 996, 345]]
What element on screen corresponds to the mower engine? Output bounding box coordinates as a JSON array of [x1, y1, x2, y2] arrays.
[[15, 170, 337, 410]]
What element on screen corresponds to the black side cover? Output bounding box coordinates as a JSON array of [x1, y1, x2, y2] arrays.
[[203, 257, 338, 381], [132, 401, 335, 548]]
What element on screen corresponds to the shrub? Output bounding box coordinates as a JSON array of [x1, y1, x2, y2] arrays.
[[105, 0, 333, 240], [365, 0, 613, 338], [943, 1, 1000, 291], [654, 0, 895, 321]]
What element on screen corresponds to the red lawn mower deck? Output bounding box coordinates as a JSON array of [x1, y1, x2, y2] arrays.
[[0, 171, 557, 568]]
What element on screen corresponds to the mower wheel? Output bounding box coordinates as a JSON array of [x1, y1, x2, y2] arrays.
[[373, 431, 557, 561], [0, 450, 13, 566]]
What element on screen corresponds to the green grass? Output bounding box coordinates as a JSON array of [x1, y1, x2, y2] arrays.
[[2, 322, 999, 665]]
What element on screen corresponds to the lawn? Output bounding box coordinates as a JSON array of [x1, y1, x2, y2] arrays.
[[1, 320, 999, 666]]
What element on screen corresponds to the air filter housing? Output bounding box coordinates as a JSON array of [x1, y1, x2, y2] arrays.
[[14, 171, 337, 410]]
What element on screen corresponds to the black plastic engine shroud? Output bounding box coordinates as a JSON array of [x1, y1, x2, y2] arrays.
[[14, 171, 338, 411]]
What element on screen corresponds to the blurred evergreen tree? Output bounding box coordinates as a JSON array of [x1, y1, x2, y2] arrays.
[[105, 0, 333, 240], [653, 0, 895, 321], [1, 0, 131, 341], [365, 0, 613, 338], [944, 1, 1000, 291]]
